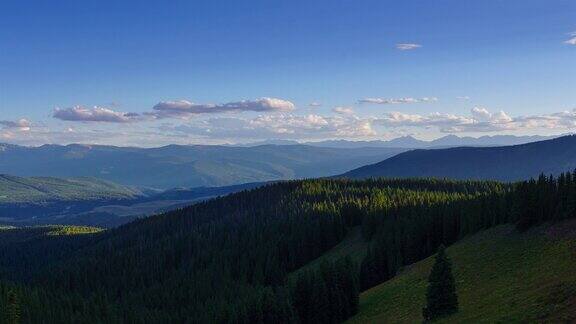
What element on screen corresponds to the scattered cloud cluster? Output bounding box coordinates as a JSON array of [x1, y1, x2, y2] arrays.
[[396, 43, 422, 51], [165, 107, 576, 142], [52, 98, 296, 124], [8, 89, 576, 146], [359, 97, 438, 105], [169, 114, 375, 141], [53, 106, 140, 123], [7, 106, 576, 146], [565, 32, 576, 45], [148, 97, 295, 119], [377, 107, 576, 133], [0, 119, 31, 141]]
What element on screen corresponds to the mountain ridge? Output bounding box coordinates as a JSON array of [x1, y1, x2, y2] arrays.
[[343, 135, 576, 181], [231, 134, 558, 149]]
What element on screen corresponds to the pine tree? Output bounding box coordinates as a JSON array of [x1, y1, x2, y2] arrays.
[[5, 289, 21, 324], [291, 271, 314, 324], [423, 245, 458, 321]]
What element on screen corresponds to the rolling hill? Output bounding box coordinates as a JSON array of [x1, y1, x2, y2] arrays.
[[0, 143, 406, 189], [0, 174, 142, 204], [343, 135, 576, 181], [0, 175, 146, 227], [0, 175, 266, 228]]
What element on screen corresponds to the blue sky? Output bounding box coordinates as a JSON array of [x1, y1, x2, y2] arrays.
[[1, 0, 575, 146]]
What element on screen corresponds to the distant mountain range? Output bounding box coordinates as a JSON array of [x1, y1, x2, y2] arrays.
[[0, 143, 406, 189], [343, 135, 576, 181], [240, 134, 558, 149]]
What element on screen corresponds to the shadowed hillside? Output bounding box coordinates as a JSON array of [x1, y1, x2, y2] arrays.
[[343, 135, 576, 181]]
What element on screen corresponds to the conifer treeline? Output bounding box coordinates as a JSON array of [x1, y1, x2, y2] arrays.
[[0, 174, 573, 323]]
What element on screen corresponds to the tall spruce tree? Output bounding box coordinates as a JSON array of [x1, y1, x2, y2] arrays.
[[423, 245, 458, 321], [5, 289, 21, 324]]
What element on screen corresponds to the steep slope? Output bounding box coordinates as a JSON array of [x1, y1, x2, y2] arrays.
[[343, 135, 576, 181], [347, 221, 576, 323], [0, 143, 406, 188], [0, 178, 508, 323]]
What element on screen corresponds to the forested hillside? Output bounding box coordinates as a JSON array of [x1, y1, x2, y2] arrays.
[[0, 175, 146, 227], [0, 175, 142, 204], [0, 177, 263, 228], [0, 173, 575, 323], [343, 135, 576, 181]]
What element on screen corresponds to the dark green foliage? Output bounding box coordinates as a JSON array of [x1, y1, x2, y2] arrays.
[[0, 174, 573, 323], [0, 226, 101, 281], [359, 238, 401, 291], [291, 257, 358, 324], [514, 171, 576, 231], [357, 181, 511, 290], [423, 245, 458, 321], [4, 289, 20, 324]]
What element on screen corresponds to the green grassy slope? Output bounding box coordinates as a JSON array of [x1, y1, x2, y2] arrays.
[[347, 221, 576, 323], [0, 174, 142, 204]]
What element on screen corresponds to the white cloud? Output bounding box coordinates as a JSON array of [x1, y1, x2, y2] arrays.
[[0, 119, 31, 131], [471, 107, 512, 123], [359, 97, 438, 105], [53, 106, 140, 123], [377, 111, 474, 129], [1, 119, 31, 142], [149, 97, 295, 119], [456, 96, 471, 100], [332, 107, 355, 115], [396, 43, 422, 51], [309, 102, 322, 107], [564, 32, 576, 45]]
